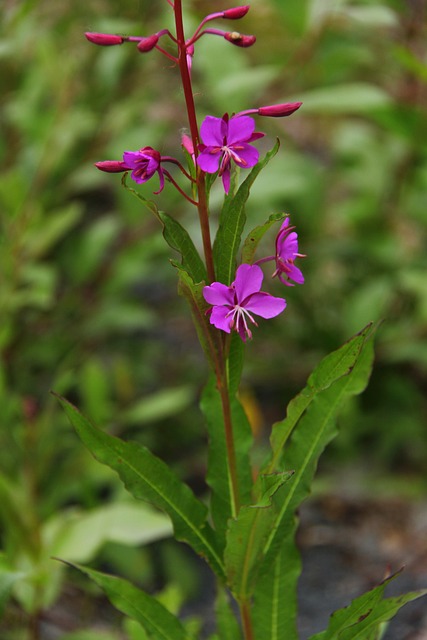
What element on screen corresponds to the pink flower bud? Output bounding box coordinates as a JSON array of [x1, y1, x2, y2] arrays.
[[224, 31, 256, 47], [137, 34, 159, 53], [85, 32, 124, 46], [181, 134, 195, 157], [94, 160, 129, 173], [223, 6, 250, 19], [258, 102, 302, 117]]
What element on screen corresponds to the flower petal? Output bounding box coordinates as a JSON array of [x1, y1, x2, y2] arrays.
[[284, 263, 305, 284], [209, 306, 232, 333], [233, 264, 263, 302], [244, 292, 286, 318], [200, 116, 226, 146], [232, 143, 259, 168], [277, 231, 299, 260], [197, 149, 221, 174], [227, 115, 255, 144], [221, 165, 231, 193], [203, 282, 234, 306]]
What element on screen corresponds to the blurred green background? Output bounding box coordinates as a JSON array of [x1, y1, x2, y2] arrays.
[[1, 0, 426, 637]]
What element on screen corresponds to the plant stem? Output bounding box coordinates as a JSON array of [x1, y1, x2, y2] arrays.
[[174, 4, 250, 636], [217, 364, 240, 518], [240, 600, 255, 640], [173, 0, 215, 283]]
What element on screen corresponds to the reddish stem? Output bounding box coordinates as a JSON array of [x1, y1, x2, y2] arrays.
[[173, 0, 215, 283]]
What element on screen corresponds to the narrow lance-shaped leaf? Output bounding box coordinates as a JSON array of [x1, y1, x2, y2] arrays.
[[200, 376, 253, 545], [264, 323, 373, 473], [56, 395, 225, 581], [224, 472, 293, 600], [122, 174, 206, 283], [158, 211, 207, 283], [252, 334, 375, 638], [68, 563, 190, 640], [253, 536, 300, 640], [309, 570, 427, 640], [214, 587, 242, 640], [213, 140, 280, 285], [177, 268, 222, 375], [226, 332, 245, 396], [241, 212, 287, 265]]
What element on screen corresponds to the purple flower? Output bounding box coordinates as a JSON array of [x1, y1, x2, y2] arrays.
[[254, 217, 305, 286], [203, 264, 286, 341], [122, 147, 165, 193], [273, 218, 305, 286], [197, 114, 264, 193]]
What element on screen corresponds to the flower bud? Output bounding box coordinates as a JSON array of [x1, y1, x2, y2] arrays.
[[258, 102, 302, 117], [223, 6, 250, 19], [85, 32, 124, 46], [224, 31, 256, 47], [94, 160, 129, 173], [181, 133, 195, 157], [137, 34, 159, 53]]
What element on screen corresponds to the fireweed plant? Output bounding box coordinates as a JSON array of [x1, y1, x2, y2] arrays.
[[58, 3, 427, 639]]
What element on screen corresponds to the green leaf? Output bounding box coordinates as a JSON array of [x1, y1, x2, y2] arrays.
[[213, 140, 280, 285], [122, 174, 206, 283], [241, 212, 286, 265], [158, 211, 207, 283], [123, 386, 194, 426], [266, 324, 373, 470], [215, 587, 242, 640], [252, 332, 375, 637], [224, 472, 293, 600], [252, 536, 300, 640], [200, 376, 253, 543], [309, 571, 427, 640], [121, 173, 158, 215], [68, 564, 190, 640], [226, 333, 245, 396], [177, 268, 222, 374], [48, 502, 172, 564], [56, 395, 225, 581]]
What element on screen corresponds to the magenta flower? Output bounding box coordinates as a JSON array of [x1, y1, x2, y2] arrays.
[[273, 218, 305, 285], [255, 218, 305, 286], [197, 114, 264, 193], [122, 147, 165, 194], [203, 264, 286, 341]]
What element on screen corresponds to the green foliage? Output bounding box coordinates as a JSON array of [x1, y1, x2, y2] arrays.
[[56, 395, 225, 581], [69, 564, 190, 640], [309, 571, 427, 640], [200, 376, 253, 540]]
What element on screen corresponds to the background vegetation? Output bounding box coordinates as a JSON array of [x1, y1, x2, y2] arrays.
[[1, 0, 426, 637]]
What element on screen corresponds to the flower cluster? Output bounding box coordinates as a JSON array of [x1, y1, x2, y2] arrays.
[[88, 3, 305, 341], [88, 4, 301, 199]]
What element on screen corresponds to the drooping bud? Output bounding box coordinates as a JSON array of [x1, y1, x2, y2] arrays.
[[224, 31, 256, 47], [95, 160, 129, 173], [223, 6, 250, 19], [136, 34, 159, 53], [258, 102, 302, 117], [85, 32, 124, 46]]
